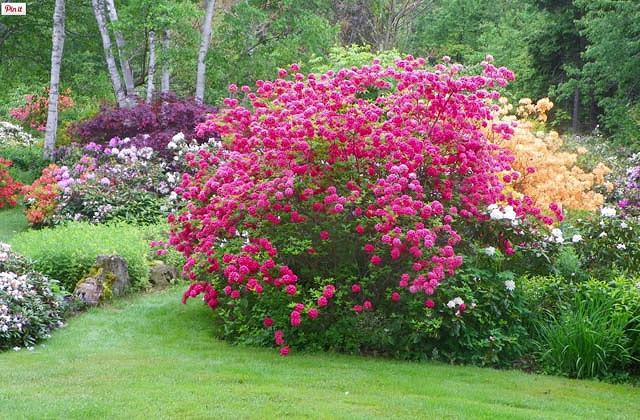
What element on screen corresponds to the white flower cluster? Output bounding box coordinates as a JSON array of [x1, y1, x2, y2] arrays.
[[504, 280, 516, 292], [167, 132, 184, 149], [0, 242, 11, 263], [0, 272, 34, 300], [0, 121, 36, 146], [548, 228, 564, 244], [571, 234, 582, 243], [447, 297, 468, 317], [600, 207, 617, 218], [488, 204, 517, 221], [111, 144, 154, 163], [168, 131, 221, 163], [483, 246, 496, 256], [447, 297, 464, 308]]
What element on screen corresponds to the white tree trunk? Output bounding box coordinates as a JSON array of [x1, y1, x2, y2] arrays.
[[161, 30, 170, 95], [105, 0, 136, 100], [146, 30, 156, 104], [195, 0, 216, 104], [43, 0, 65, 160], [92, 0, 128, 108]]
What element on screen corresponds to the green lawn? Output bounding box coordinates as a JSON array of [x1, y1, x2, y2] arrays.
[[1, 288, 638, 419], [0, 205, 27, 242]]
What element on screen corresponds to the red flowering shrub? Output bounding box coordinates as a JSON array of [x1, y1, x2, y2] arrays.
[[167, 57, 550, 357], [22, 164, 61, 226], [10, 88, 73, 132], [0, 158, 22, 208]]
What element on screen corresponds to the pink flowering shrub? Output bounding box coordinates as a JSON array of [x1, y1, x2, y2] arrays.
[[168, 57, 552, 358]]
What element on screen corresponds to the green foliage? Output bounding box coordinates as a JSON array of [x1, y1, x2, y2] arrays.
[[552, 245, 587, 281], [523, 275, 640, 380], [429, 251, 533, 367], [573, 214, 640, 277], [535, 285, 638, 380], [0, 144, 48, 184], [9, 222, 152, 291], [58, 188, 167, 226], [138, 222, 185, 269]]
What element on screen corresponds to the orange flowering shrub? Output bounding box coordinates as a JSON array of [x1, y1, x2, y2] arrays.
[[10, 88, 74, 132], [491, 98, 611, 211], [22, 164, 61, 226]]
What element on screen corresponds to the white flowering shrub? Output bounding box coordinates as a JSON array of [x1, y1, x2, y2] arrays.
[[0, 121, 36, 147], [0, 243, 66, 350]]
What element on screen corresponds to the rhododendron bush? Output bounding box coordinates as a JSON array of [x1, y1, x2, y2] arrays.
[[167, 57, 555, 357], [0, 243, 66, 350]]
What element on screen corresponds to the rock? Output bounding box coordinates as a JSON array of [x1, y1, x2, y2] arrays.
[[74, 277, 103, 305], [73, 255, 130, 305], [95, 255, 130, 296], [149, 263, 178, 288]]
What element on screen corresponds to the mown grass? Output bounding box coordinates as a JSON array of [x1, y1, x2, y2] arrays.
[[0, 205, 27, 242], [1, 287, 639, 419]]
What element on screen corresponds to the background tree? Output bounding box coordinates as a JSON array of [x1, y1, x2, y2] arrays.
[[195, 0, 217, 104], [43, 0, 66, 159], [528, 0, 586, 132], [570, 0, 640, 145], [92, 0, 128, 108], [333, 0, 430, 51], [206, 0, 337, 99], [146, 30, 156, 103]]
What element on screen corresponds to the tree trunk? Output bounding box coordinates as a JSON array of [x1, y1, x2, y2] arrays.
[[161, 30, 170, 95], [92, 0, 128, 108], [195, 0, 216, 104], [104, 0, 135, 100], [43, 0, 66, 160], [572, 86, 580, 134], [146, 30, 156, 104]]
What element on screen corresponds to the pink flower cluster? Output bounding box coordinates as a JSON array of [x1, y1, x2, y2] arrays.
[[172, 57, 545, 354]]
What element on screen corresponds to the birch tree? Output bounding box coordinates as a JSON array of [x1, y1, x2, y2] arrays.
[[146, 30, 156, 103], [161, 29, 170, 94], [195, 0, 216, 104], [92, 0, 128, 108], [43, 0, 65, 160], [105, 0, 136, 99]]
